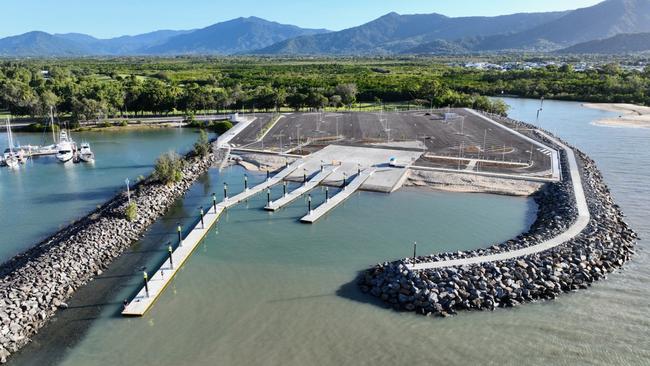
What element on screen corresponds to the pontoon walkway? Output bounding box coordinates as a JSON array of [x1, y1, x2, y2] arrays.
[[300, 168, 376, 223], [122, 159, 304, 316], [264, 165, 339, 211]]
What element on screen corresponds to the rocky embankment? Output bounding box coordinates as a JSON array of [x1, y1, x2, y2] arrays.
[[359, 134, 637, 317], [0, 144, 226, 363]]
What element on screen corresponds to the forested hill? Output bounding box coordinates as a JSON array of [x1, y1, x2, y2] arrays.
[[0, 18, 328, 56], [559, 33, 650, 54], [252, 11, 565, 55], [2, 0, 650, 56], [473, 0, 650, 51], [144, 17, 329, 55]]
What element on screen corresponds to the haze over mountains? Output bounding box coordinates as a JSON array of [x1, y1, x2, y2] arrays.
[[0, 0, 649, 56]]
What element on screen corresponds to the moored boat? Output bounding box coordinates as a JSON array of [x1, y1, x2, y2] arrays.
[[3, 118, 21, 169], [55, 130, 75, 163], [79, 142, 95, 163]]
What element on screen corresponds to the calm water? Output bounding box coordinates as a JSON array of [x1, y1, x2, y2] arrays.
[[9, 99, 650, 366], [0, 128, 202, 261], [13, 166, 533, 366]]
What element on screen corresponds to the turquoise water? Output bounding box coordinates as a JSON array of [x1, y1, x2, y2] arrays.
[[42, 166, 534, 366], [8, 99, 650, 366], [0, 128, 202, 261]]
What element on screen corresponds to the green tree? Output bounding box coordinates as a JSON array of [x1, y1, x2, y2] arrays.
[[125, 202, 138, 222], [212, 120, 233, 135], [286, 91, 307, 111], [153, 151, 184, 185], [306, 91, 328, 110], [335, 83, 358, 108], [559, 64, 574, 73], [193, 129, 211, 157], [602, 63, 621, 76], [329, 95, 343, 109]]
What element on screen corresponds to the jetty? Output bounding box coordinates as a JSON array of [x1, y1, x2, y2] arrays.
[[300, 168, 376, 223], [122, 159, 304, 316], [264, 165, 339, 211]]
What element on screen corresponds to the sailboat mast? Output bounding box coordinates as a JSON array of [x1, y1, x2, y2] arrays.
[[50, 106, 57, 144], [7, 118, 14, 154]]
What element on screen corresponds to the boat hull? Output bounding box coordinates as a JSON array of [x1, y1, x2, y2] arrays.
[[80, 154, 95, 163], [56, 153, 73, 163]]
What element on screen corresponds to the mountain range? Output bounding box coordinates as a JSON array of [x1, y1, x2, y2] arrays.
[[0, 0, 649, 57], [559, 32, 650, 54]]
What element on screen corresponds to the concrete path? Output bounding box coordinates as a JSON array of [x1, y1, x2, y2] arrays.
[[465, 109, 561, 181], [122, 204, 226, 316], [465, 160, 477, 171], [216, 116, 256, 148], [409, 131, 590, 271], [122, 160, 303, 316], [301, 168, 376, 223], [265, 165, 339, 211]]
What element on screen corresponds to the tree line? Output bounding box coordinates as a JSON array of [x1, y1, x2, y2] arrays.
[[11, 59, 648, 122]]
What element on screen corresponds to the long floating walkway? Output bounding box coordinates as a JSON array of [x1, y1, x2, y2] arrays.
[[264, 165, 339, 211], [301, 168, 376, 223], [222, 159, 304, 208], [408, 131, 589, 271], [122, 160, 303, 316]]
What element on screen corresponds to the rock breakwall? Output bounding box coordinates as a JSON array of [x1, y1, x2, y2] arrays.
[[359, 132, 637, 317], [0, 144, 225, 363]]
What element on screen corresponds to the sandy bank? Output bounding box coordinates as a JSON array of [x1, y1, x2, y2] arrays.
[[583, 103, 650, 129], [407, 169, 542, 196], [236, 153, 297, 172]]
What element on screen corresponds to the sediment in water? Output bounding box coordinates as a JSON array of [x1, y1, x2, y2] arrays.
[[0, 143, 228, 363], [359, 118, 638, 317]]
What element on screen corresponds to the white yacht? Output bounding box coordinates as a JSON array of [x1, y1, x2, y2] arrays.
[[79, 142, 95, 163], [55, 130, 75, 163], [3, 154, 19, 169]]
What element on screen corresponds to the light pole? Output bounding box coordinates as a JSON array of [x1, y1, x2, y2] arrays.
[[458, 141, 464, 170], [125, 178, 131, 204], [413, 241, 417, 260], [460, 116, 465, 135], [168, 243, 174, 269], [335, 116, 340, 138]]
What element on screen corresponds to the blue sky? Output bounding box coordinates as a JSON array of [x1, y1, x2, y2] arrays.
[[1, 0, 603, 38]]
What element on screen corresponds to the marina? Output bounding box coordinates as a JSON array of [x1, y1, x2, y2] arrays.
[[2, 98, 647, 366], [122, 159, 305, 315]]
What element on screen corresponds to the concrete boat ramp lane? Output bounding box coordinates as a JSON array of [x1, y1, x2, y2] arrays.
[[408, 130, 590, 271], [301, 168, 377, 223], [265, 165, 339, 211], [122, 159, 304, 316]]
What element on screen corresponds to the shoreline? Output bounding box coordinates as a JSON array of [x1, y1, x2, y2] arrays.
[[0, 141, 226, 363], [583, 103, 650, 129]]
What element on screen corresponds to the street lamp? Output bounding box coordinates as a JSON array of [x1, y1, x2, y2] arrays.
[[125, 178, 131, 204]]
